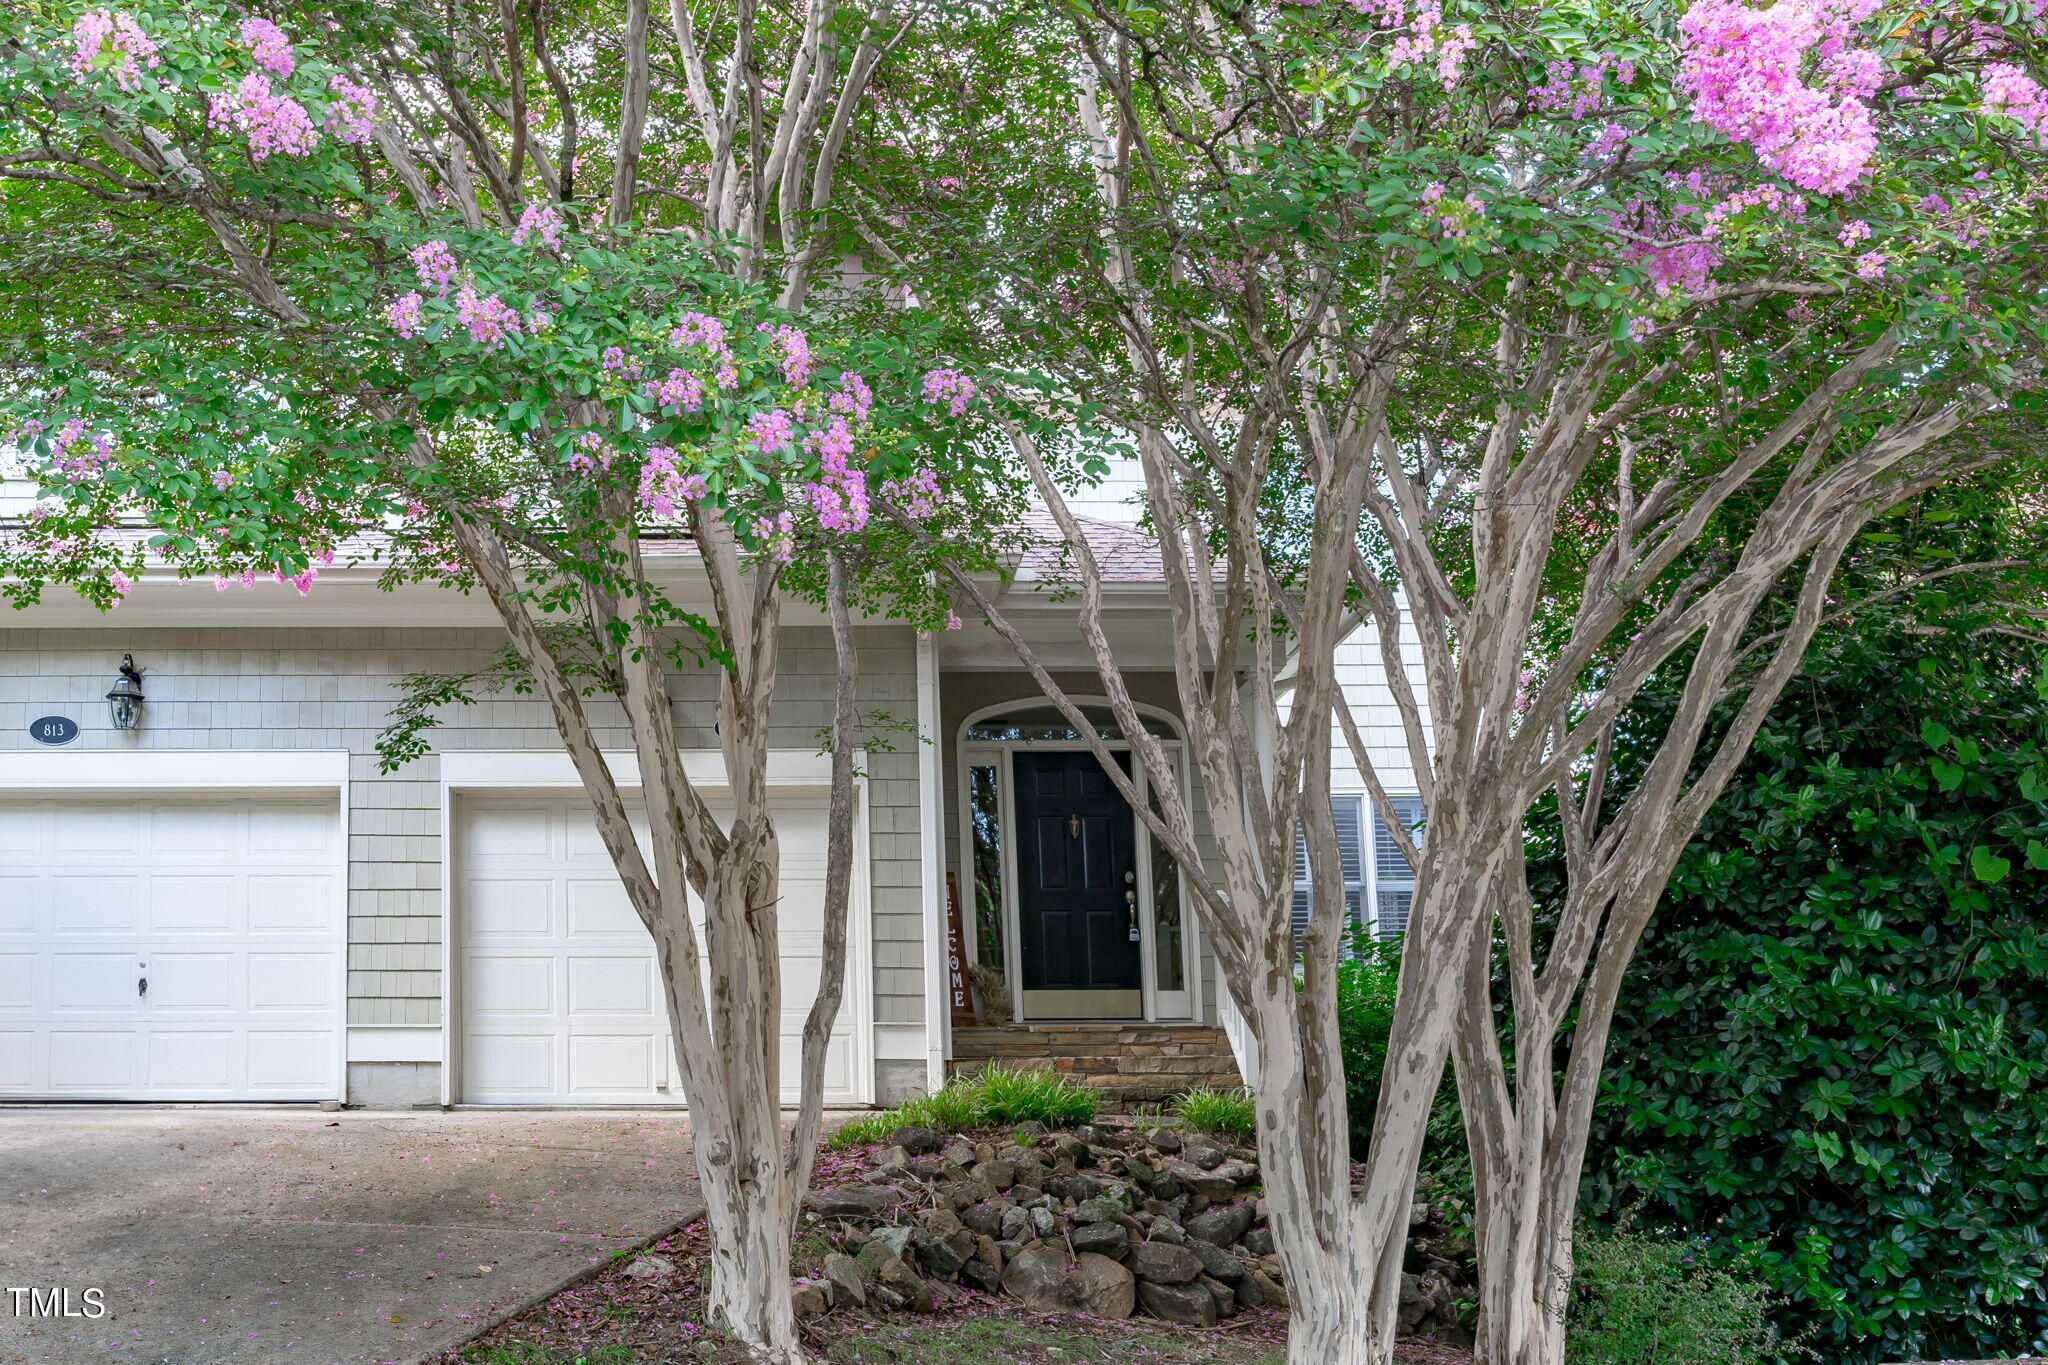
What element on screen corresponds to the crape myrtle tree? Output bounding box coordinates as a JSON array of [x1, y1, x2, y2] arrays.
[[0, 3, 1006, 1359], [861, 1, 2048, 1361]]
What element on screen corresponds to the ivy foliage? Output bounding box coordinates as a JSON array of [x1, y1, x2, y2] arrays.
[[1580, 613, 2048, 1362]]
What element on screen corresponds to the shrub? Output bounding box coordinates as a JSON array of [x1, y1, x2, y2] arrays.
[[829, 1065, 1098, 1148], [1337, 932, 1466, 1185], [1577, 614, 2048, 1361], [1174, 1086, 1256, 1141], [1567, 1228, 1793, 1365]]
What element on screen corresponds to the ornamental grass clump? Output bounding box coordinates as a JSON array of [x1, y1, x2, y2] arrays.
[[829, 1065, 1099, 1148], [1174, 1086, 1258, 1142]]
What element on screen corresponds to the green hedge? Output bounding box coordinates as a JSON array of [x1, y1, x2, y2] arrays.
[[1580, 619, 2048, 1362]]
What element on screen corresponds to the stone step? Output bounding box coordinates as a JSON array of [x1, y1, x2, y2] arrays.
[[947, 1023, 1242, 1103]]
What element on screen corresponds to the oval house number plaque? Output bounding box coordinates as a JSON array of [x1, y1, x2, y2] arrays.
[[28, 715, 80, 746]]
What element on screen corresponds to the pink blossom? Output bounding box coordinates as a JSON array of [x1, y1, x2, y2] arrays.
[[1677, 0, 1880, 194], [567, 432, 612, 474], [211, 470, 236, 490], [637, 446, 707, 517], [207, 74, 318, 161], [410, 241, 459, 298], [325, 75, 378, 144], [645, 368, 705, 413], [757, 323, 813, 385], [238, 18, 296, 79], [512, 202, 564, 250], [387, 292, 424, 338], [1853, 251, 1888, 281], [1982, 64, 2048, 146], [746, 409, 797, 454], [880, 467, 944, 518], [828, 373, 874, 425], [69, 10, 159, 90], [1836, 218, 1871, 247], [945, 611, 963, 631], [668, 313, 727, 350], [453, 287, 523, 348], [920, 368, 976, 417], [601, 346, 642, 380], [752, 511, 795, 564], [109, 571, 134, 599]]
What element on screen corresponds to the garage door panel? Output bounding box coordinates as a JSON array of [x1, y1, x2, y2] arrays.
[[249, 804, 334, 855], [52, 877, 138, 934], [48, 1030, 138, 1088], [247, 875, 336, 933], [567, 956, 654, 1015], [51, 954, 136, 1012], [150, 876, 238, 933], [1, 796, 341, 1101], [0, 881, 32, 934], [0, 954, 33, 1010], [468, 953, 555, 1014], [149, 953, 236, 1011], [53, 805, 139, 855], [467, 1032, 556, 1094], [148, 1030, 233, 1088], [460, 796, 863, 1105], [470, 880, 554, 937], [566, 879, 638, 936]]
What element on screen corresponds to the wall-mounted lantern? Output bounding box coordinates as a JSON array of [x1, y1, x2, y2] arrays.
[[105, 654, 145, 731]]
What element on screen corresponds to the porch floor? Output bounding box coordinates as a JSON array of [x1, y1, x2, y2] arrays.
[[947, 1023, 1243, 1106]]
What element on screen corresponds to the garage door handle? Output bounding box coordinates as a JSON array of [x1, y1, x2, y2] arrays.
[[137, 976, 147, 997]]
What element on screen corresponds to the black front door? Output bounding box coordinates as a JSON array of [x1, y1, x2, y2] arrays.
[[1014, 751, 1141, 997]]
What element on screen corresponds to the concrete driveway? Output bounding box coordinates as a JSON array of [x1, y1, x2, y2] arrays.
[[0, 1107, 703, 1365]]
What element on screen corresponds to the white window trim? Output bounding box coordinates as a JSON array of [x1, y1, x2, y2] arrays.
[[1305, 791, 1421, 939]]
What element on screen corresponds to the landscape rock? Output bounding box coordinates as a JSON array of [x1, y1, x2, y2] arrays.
[[912, 1228, 968, 1280], [822, 1253, 869, 1307], [878, 1258, 935, 1313], [1198, 1274, 1238, 1318], [792, 1282, 828, 1318], [961, 1202, 1005, 1237], [1144, 1127, 1183, 1153], [1251, 1270, 1289, 1308], [1240, 1226, 1275, 1256], [624, 1255, 674, 1281], [1183, 1144, 1226, 1171], [975, 1160, 1017, 1191], [1187, 1239, 1244, 1282], [1071, 1196, 1125, 1224], [1126, 1242, 1204, 1285], [890, 1126, 943, 1155], [1164, 1161, 1238, 1199], [942, 1141, 978, 1167], [1046, 1174, 1101, 1203], [1002, 1246, 1136, 1318], [1147, 1217, 1187, 1245], [1069, 1220, 1130, 1259], [806, 1185, 901, 1218], [920, 1207, 964, 1239], [1183, 1203, 1254, 1247], [1139, 1279, 1219, 1327]]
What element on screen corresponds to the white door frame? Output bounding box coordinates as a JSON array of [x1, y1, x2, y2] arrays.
[[954, 702, 1203, 1025], [437, 749, 875, 1107], [0, 749, 352, 1102]]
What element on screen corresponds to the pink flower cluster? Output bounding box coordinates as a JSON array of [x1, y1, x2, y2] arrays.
[[238, 17, 295, 79], [325, 75, 378, 144], [512, 202, 564, 250], [1528, 56, 1636, 119], [453, 287, 525, 348], [645, 368, 705, 413], [568, 432, 613, 473], [602, 346, 643, 381], [921, 368, 976, 416], [828, 373, 874, 425], [411, 240, 460, 297], [68, 9, 159, 90], [388, 292, 424, 337], [637, 446, 708, 517], [666, 313, 738, 389], [44, 418, 116, 475], [1703, 182, 1807, 235], [207, 73, 317, 160], [1383, 0, 1476, 90], [1420, 181, 1485, 237], [1677, 0, 1881, 195], [752, 511, 796, 564], [880, 467, 944, 519], [804, 417, 869, 533], [756, 323, 813, 385], [1982, 63, 2048, 147], [746, 408, 797, 454]]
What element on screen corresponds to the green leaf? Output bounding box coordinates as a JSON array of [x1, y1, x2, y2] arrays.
[[1920, 719, 1951, 748], [1970, 846, 2010, 883]]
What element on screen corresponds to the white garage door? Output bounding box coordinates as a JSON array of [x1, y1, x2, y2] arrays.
[[0, 795, 343, 1101], [457, 795, 863, 1105]]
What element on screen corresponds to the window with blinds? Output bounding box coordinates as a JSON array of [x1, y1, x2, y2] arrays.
[[1292, 794, 1422, 944]]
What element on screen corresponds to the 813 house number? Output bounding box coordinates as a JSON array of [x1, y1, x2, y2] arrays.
[[8, 1287, 107, 1319]]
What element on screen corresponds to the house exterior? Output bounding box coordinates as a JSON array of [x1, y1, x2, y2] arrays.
[[0, 478, 1421, 1112]]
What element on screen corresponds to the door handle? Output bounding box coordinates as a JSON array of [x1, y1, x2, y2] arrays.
[[137, 976, 148, 997]]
